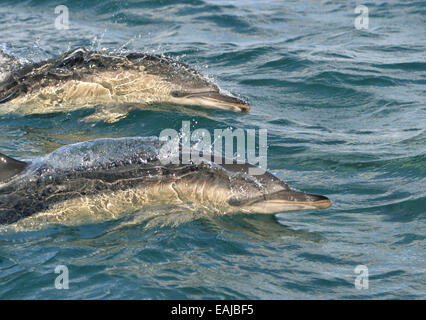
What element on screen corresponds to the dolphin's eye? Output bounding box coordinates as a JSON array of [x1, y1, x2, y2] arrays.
[[171, 90, 187, 98]]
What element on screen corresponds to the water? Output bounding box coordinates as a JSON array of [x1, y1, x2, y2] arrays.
[[0, 0, 425, 299]]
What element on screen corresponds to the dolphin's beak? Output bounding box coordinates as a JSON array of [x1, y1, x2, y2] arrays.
[[171, 90, 250, 112], [233, 190, 332, 214]]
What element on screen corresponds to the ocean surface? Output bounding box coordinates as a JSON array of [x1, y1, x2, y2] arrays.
[[0, 0, 425, 299]]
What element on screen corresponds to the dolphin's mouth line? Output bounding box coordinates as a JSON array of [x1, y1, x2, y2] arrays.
[[253, 199, 332, 209], [228, 191, 332, 211], [171, 90, 250, 112], [196, 96, 250, 112]]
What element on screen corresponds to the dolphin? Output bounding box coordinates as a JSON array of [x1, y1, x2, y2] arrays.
[[0, 47, 250, 122], [0, 137, 331, 225]]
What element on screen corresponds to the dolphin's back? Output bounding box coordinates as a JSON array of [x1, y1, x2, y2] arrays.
[[0, 153, 27, 183], [125, 52, 216, 90]]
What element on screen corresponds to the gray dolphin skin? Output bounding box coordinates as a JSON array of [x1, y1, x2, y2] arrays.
[[0, 47, 249, 122], [0, 153, 27, 182], [0, 137, 331, 225]]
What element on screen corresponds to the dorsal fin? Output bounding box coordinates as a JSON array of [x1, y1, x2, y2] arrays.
[[0, 153, 27, 182]]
